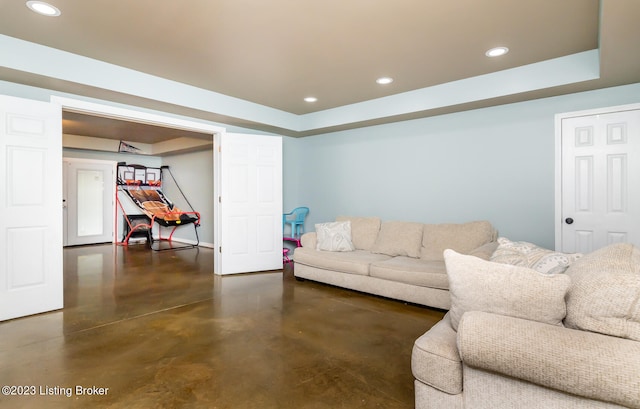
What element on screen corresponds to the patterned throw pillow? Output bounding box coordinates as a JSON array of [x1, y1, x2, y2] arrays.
[[315, 221, 356, 252], [490, 237, 582, 274]]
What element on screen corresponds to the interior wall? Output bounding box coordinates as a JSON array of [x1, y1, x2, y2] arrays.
[[294, 83, 640, 250], [282, 136, 303, 212], [5, 77, 639, 251], [162, 149, 214, 246]]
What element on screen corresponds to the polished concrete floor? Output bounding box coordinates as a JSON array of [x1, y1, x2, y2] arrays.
[[0, 244, 445, 408]]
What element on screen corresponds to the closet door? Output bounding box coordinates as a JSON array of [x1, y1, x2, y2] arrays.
[[557, 105, 640, 253]]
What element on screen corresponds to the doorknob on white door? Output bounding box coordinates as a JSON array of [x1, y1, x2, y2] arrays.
[[565, 217, 574, 225]]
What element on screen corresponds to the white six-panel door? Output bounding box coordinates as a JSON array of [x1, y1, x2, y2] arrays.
[[0, 95, 63, 321], [558, 106, 640, 253], [217, 133, 283, 274]]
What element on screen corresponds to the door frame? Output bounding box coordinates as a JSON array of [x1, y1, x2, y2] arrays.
[[51, 96, 225, 272], [554, 102, 640, 251]]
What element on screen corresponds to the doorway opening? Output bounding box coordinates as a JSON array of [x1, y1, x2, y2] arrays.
[[54, 96, 224, 271]]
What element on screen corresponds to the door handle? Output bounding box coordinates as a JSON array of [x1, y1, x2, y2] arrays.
[[565, 217, 574, 225]]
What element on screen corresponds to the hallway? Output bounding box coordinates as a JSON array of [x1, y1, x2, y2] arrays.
[[0, 244, 444, 408]]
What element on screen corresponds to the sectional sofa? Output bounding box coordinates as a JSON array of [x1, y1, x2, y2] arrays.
[[293, 216, 497, 310], [412, 242, 640, 409]]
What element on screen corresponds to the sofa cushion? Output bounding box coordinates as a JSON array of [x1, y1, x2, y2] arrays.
[[293, 247, 391, 276], [564, 243, 640, 341], [335, 216, 381, 251], [369, 257, 449, 289], [370, 221, 423, 258], [315, 221, 355, 252], [421, 221, 496, 261], [491, 237, 582, 274], [412, 313, 462, 395], [444, 250, 571, 331]]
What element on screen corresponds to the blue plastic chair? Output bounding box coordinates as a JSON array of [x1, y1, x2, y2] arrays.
[[283, 207, 309, 238]]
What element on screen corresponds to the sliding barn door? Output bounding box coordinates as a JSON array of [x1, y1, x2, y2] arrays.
[[0, 95, 63, 321], [216, 133, 282, 275]]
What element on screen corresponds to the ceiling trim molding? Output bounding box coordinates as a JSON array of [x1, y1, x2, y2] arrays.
[[1, 35, 298, 130], [300, 50, 599, 130], [2, 35, 600, 136], [51, 95, 226, 135]]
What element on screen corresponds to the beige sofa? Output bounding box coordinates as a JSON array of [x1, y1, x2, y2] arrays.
[[412, 243, 640, 409], [293, 216, 497, 310]]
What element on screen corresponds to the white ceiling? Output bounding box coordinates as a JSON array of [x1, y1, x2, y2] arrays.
[[1, 0, 639, 140]]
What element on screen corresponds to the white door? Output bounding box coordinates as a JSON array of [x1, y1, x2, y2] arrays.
[[64, 159, 115, 246], [558, 106, 640, 253], [216, 133, 283, 275], [0, 95, 63, 321]]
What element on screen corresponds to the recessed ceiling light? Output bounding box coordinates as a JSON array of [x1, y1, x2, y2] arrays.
[[26, 1, 61, 16], [304, 97, 317, 103], [376, 77, 394, 85], [485, 47, 509, 57]]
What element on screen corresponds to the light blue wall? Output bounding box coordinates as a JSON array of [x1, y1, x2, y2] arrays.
[[282, 136, 303, 212], [3, 76, 639, 250], [289, 83, 640, 249]]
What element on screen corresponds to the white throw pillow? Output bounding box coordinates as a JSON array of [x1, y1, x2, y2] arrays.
[[445, 249, 571, 331], [491, 237, 582, 274], [315, 221, 356, 252]]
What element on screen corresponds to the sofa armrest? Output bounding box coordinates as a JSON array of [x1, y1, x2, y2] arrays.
[[457, 311, 640, 409], [467, 241, 499, 260], [412, 313, 462, 394], [300, 232, 316, 248]]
